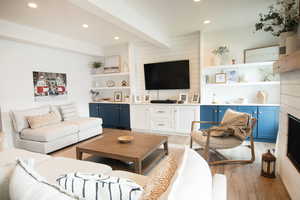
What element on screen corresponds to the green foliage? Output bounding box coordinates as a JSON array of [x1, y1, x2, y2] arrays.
[[212, 45, 229, 56], [92, 62, 102, 69]]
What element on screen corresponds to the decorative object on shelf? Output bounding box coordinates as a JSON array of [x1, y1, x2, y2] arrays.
[[257, 90, 268, 104], [215, 73, 227, 84], [118, 135, 134, 144], [104, 55, 121, 73], [179, 93, 188, 104], [100, 98, 111, 102], [231, 59, 236, 65], [261, 149, 276, 178], [212, 45, 230, 65], [124, 95, 130, 103], [255, 0, 299, 57], [239, 74, 247, 83], [191, 93, 200, 104], [226, 70, 239, 83], [33, 71, 67, 102], [106, 80, 115, 87], [235, 98, 248, 104], [91, 62, 103, 74], [259, 67, 278, 81], [205, 75, 210, 83], [244, 46, 279, 63], [143, 95, 151, 103], [212, 93, 218, 104], [90, 90, 100, 101], [114, 91, 122, 102], [121, 80, 129, 87], [134, 95, 142, 103]]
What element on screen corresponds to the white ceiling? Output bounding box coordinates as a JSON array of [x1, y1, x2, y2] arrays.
[[0, 0, 276, 47]]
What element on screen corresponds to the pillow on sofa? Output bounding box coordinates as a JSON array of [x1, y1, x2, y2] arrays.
[[27, 112, 61, 129], [56, 172, 143, 200], [9, 159, 79, 200], [59, 103, 79, 121]]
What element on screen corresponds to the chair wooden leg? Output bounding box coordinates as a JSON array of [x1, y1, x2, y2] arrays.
[[190, 137, 193, 148]]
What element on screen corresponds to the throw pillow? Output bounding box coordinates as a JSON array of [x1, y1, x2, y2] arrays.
[[221, 109, 250, 126], [26, 112, 61, 129], [59, 103, 79, 121], [9, 159, 80, 200], [141, 155, 177, 200], [56, 172, 143, 200]]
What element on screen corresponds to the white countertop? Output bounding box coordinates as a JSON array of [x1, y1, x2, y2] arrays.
[[90, 102, 280, 106], [200, 103, 280, 106], [90, 101, 130, 104]]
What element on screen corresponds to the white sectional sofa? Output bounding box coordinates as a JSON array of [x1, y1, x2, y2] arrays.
[[11, 104, 103, 154]]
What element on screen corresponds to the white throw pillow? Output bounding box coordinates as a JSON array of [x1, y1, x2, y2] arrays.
[[56, 172, 143, 200], [168, 148, 213, 200], [9, 159, 80, 200], [59, 103, 79, 121]]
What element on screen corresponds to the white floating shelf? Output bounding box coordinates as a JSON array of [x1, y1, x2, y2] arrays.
[[91, 72, 130, 78], [203, 62, 274, 71], [205, 81, 280, 87], [92, 87, 131, 90]]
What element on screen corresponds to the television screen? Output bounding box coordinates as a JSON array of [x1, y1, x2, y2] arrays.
[[144, 60, 190, 90], [287, 114, 300, 173]]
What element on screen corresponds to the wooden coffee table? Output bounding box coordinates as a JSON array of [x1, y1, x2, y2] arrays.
[[76, 132, 168, 174]]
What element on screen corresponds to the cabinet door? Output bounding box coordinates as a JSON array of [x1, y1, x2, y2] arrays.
[[130, 105, 150, 130], [119, 104, 131, 130], [89, 103, 99, 118], [257, 106, 279, 142], [175, 106, 200, 134], [218, 106, 238, 122], [99, 104, 119, 128], [200, 106, 218, 129], [238, 106, 258, 138]]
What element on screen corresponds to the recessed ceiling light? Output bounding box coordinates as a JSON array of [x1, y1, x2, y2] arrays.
[[194, 0, 201, 2], [27, 2, 38, 8], [114, 36, 120, 40], [203, 20, 211, 24], [82, 24, 89, 28]]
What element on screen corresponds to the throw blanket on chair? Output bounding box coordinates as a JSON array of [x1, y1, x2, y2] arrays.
[[203, 109, 251, 141]]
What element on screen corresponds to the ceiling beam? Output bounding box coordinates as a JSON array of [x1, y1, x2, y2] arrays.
[[69, 0, 170, 48]]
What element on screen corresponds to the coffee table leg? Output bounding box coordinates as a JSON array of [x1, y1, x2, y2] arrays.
[[164, 141, 169, 156], [76, 149, 83, 160], [134, 160, 142, 174]]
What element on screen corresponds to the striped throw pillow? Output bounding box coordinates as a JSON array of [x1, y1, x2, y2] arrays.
[[56, 172, 143, 200], [59, 103, 79, 121]]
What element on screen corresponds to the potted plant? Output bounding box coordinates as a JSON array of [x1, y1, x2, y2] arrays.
[[255, 0, 299, 56], [212, 45, 230, 65], [91, 62, 103, 74]]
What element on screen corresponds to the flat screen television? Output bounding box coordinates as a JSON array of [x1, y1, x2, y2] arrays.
[[287, 114, 300, 173], [144, 60, 190, 90]]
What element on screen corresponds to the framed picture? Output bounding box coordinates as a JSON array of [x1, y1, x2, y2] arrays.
[[191, 93, 200, 103], [244, 45, 279, 63], [143, 95, 151, 103], [104, 55, 121, 73], [114, 91, 122, 102], [215, 73, 227, 84], [134, 95, 142, 103], [179, 93, 188, 104]]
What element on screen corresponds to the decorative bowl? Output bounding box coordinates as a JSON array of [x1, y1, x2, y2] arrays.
[[118, 135, 134, 143]]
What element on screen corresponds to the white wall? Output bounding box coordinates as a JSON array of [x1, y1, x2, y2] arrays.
[[0, 38, 95, 148], [131, 32, 201, 101], [203, 25, 277, 67], [276, 71, 300, 199]]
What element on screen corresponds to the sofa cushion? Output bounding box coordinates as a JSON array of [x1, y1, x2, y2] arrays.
[[11, 105, 50, 132], [59, 103, 79, 121], [36, 157, 113, 184], [21, 122, 78, 142], [67, 117, 102, 131], [27, 112, 61, 129]]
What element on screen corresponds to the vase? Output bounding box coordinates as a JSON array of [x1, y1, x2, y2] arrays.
[[279, 32, 296, 57], [220, 54, 230, 65]]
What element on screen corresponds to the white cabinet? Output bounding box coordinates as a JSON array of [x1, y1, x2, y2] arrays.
[[130, 104, 200, 135]]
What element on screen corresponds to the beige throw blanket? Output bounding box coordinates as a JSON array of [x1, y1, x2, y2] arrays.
[[203, 109, 251, 141]]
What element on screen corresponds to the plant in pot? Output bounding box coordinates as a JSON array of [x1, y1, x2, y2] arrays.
[[255, 0, 299, 56], [91, 62, 103, 74], [212, 45, 230, 65]]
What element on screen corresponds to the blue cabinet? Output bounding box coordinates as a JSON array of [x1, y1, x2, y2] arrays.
[[200, 105, 279, 143], [89, 103, 131, 130]]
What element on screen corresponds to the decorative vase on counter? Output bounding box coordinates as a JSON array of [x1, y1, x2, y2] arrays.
[[279, 32, 296, 58], [257, 90, 268, 104]]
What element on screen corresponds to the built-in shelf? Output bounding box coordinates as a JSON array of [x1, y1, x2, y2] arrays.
[[273, 50, 300, 73], [204, 62, 274, 71], [92, 86, 131, 90], [91, 72, 130, 78], [205, 81, 280, 87]]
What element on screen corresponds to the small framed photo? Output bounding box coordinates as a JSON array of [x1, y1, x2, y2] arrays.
[[226, 70, 239, 83], [114, 91, 122, 102], [179, 93, 188, 104], [215, 73, 227, 84], [134, 95, 142, 103], [143, 95, 151, 103], [191, 93, 200, 103]]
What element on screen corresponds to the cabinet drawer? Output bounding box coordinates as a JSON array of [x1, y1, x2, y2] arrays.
[[151, 118, 172, 131], [151, 107, 172, 118]]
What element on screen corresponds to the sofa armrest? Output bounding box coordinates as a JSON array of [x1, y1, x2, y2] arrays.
[[212, 174, 227, 200]]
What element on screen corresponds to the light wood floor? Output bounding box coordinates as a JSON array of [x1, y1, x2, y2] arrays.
[[51, 128, 290, 200]]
